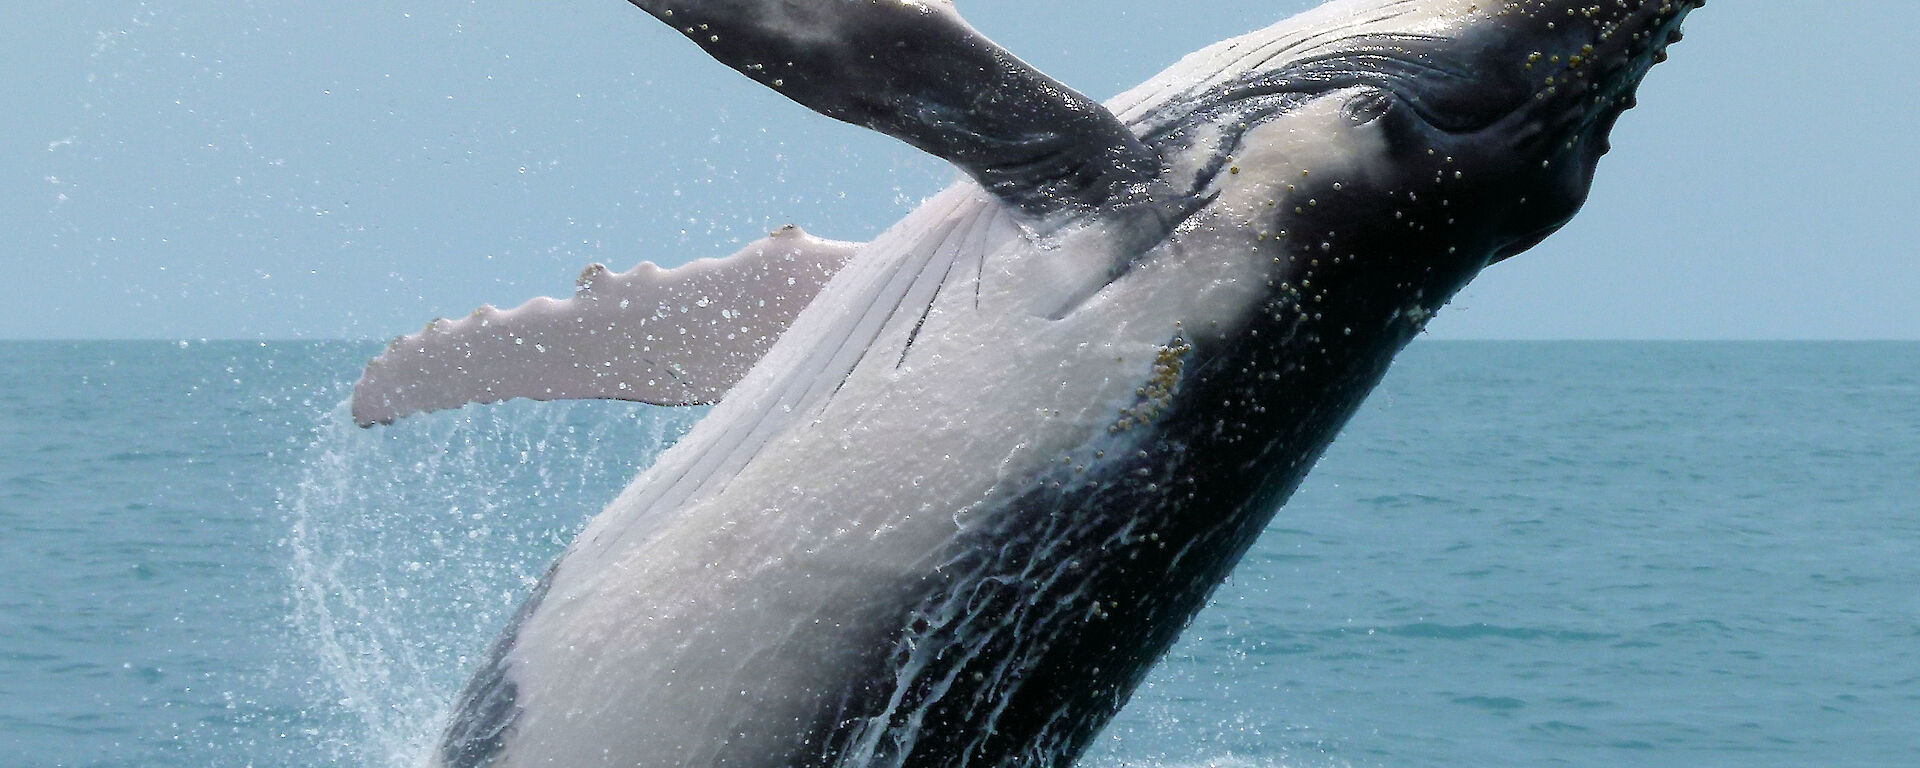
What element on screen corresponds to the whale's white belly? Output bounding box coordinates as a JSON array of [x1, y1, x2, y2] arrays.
[[488, 95, 1388, 766]]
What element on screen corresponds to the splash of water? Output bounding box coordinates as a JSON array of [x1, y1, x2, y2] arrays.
[[281, 398, 698, 767]]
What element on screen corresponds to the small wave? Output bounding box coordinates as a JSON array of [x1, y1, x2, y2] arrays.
[[1362, 622, 1617, 643], [1449, 695, 1526, 712], [1083, 753, 1357, 768]]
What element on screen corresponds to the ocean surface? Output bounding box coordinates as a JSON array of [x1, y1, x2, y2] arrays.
[[2, 340, 1915, 768]]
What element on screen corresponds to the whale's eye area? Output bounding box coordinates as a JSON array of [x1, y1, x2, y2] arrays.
[[1341, 89, 1393, 126]]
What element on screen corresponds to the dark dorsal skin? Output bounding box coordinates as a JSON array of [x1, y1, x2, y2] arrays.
[[809, 109, 1528, 764], [620, 0, 1160, 219], [758, 2, 1709, 765]]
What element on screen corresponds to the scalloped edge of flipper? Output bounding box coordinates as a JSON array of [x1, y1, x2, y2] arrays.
[[351, 226, 861, 427]]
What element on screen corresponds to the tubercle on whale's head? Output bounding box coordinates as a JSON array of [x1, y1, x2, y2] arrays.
[[1410, 0, 1706, 262]]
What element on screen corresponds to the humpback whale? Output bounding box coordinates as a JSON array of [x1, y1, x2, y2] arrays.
[[350, 1, 1703, 765]]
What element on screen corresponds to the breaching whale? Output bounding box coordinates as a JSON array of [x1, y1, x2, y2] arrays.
[[350, 1, 1703, 765]]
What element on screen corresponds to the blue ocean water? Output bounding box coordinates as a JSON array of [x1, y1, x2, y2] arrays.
[[1, 341, 1915, 768]]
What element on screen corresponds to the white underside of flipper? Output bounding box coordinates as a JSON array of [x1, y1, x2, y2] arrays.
[[350, 227, 859, 426]]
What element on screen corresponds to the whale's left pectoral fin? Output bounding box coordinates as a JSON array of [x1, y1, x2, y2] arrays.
[[351, 227, 860, 427], [622, 0, 1159, 219]]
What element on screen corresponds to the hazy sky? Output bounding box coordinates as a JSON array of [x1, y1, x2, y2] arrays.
[[3, 1, 1915, 340]]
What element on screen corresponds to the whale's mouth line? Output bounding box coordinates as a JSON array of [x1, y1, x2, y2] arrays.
[[1181, 33, 1504, 136], [1152, 0, 1702, 150]]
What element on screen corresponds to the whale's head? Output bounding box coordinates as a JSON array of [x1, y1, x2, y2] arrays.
[[1137, 0, 1701, 266], [1386, 0, 1704, 259]]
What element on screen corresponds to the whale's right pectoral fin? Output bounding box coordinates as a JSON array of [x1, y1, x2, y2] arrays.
[[621, 0, 1159, 219], [351, 227, 861, 427]]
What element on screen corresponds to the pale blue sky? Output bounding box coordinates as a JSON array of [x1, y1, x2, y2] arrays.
[[3, 1, 1914, 340]]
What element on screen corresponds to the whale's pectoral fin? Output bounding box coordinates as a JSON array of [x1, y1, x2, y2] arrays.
[[623, 0, 1159, 219], [350, 227, 861, 427]]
